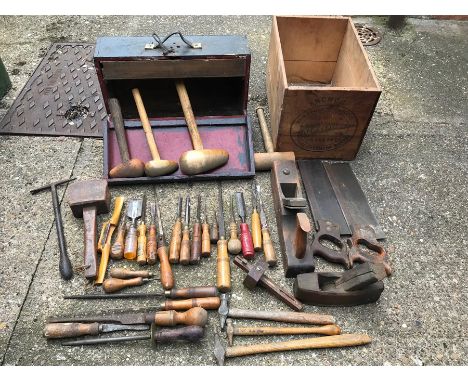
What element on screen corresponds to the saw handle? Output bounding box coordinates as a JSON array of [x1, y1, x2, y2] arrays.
[[311, 232, 349, 267], [44, 322, 100, 339], [239, 223, 254, 259]]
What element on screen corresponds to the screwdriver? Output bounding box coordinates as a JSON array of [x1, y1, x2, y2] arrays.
[[201, 200, 211, 257], [251, 184, 262, 252], [102, 277, 153, 293], [146, 202, 157, 265], [190, 195, 202, 264], [179, 196, 191, 265], [210, 211, 219, 243], [216, 188, 230, 293], [168, 196, 183, 264], [257, 183, 277, 266], [61, 325, 204, 346], [155, 199, 175, 290], [227, 194, 241, 255], [236, 192, 255, 259], [110, 207, 128, 260], [63, 286, 219, 300], [136, 193, 147, 265]]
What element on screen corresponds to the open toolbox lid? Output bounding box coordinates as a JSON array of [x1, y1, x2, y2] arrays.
[[94, 34, 254, 184]]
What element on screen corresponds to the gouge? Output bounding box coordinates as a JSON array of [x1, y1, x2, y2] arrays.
[[179, 196, 191, 265], [62, 325, 204, 346], [214, 333, 372, 365], [44, 323, 149, 339], [48, 307, 208, 327], [201, 200, 211, 257], [226, 319, 341, 346], [190, 195, 202, 264], [110, 207, 128, 260], [216, 188, 230, 293], [96, 196, 124, 284], [168, 196, 183, 264], [256, 183, 277, 266], [155, 199, 174, 290], [102, 277, 153, 293], [250, 184, 262, 252], [136, 193, 147, 265], [236, 192, 254, 259], [146, 203, 157, 265], [210, 211, 219, 244], [63, 286, 218, 300], [124, 198, 143, 260]]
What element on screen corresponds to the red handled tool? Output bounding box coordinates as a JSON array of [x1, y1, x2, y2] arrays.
[[236, 192, 254, 259]]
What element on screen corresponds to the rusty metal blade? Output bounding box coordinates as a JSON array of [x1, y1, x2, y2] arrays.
[[47, 312, 151, 325]]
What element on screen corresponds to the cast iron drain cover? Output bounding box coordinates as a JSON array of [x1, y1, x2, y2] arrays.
[[354, 24, 382, 46], [0, 43, 106, 138]]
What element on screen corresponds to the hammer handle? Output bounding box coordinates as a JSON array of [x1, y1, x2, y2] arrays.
[[179, 227, 191, 265], [111, 224, 126, 260], [216, 239, 231, 293], [169, 219, 182, 264], [162, 297, 221, 311], [262, 227, 277, 266], [136, 223, 147, 265], [124, 225, 138, 260], [234, 324, 341, 337], [82, 206, 98, 280], [44, 322, 100, 338], [190, 222, 202, 264], [239, 223, 254, 259], [225, 334, 371, 359], [102, 277, 145, 293], [255, 107, 274, 153], [157, 244, 174, 290], [201, 222, 211, 257], [146, 224, 157, 265], [228, 308, 335, 325]]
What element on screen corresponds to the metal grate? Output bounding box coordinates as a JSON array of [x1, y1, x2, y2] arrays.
[[0, 43, 106, 138], [354, 24, 382, 46]]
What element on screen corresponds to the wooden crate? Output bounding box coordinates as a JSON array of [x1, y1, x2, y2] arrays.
[[266, 16, 381, 160]]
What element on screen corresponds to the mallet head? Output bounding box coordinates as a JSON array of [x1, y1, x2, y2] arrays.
[[179, 148, 229, 175], [144, 159, 179, 177], [109, 159, 145, 178], [68, 179, 110, 218]]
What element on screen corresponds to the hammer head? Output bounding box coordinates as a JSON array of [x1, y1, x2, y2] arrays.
[[218, 293, 230, 331], [68, 179, 110, 218], [213, 334, 225, 366]]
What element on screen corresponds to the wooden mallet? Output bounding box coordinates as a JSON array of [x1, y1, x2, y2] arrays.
[[68, 179, 110, 280]]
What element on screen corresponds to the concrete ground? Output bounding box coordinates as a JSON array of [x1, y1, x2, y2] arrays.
[[0, 16, 466, 366]]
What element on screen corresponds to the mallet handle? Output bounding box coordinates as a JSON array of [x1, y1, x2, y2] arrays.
[[108, 98, 130, 162], [175, 80, 203, 150]]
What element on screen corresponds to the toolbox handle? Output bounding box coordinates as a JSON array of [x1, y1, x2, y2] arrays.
[[146, 32, 202, 54]]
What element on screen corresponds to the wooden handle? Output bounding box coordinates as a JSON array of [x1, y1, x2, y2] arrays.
[[124, 225, 138, 260], [239, 223, 255, 260], [162, 297, 221, 311], [262, 228, 277, 267], [108, 98, 130, 162], [136, 223, 147, 265], [110, 197, 125, 226], [294, 213, 311, 259], [228, 308, 336, 325], [102, 277, 144, 293], [255, 107, 274, 153], [146, 224, 157, 265], [167, 286, 218, 299], [153, 325, 204, 344], [109, 268, 150, 279], [235, 324, 341, 337], [95, 240, 111, 285], [97, 222, 108, 253], [154, 307, 208, 327], [216, 239, 231, 293], [157, 245, 174, 290], [190, 223, 202, 264], [111, 224, 126, 260], [169, 219, 182, 264], [44, 322, 100, 338], [131, 88, 161, 160], [251, 211, 262, 252], [175, 80, 203, 150], [228, 222, 242, 255], [225, 334, 372, 359], [179, 227, 191, 265], [210, 217, 219, 244], [201, 223, 211, 257], [254, 152, 296, 171], [82, 206, 98, 280]]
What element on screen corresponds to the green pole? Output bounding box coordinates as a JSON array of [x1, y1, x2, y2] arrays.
[[0, 58, 12, 99]]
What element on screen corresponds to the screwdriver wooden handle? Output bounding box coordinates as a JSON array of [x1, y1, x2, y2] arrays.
[[44, 322, 100, 338], [210, 218, 219, 244], [225, 334, 372, 359], [201, 222, 211, 257], [153, 325, 204, 344], [161, 296, 221, 311], [216, 239, 231, 292], [239, 223, 255, 259], [169, 219, 182, 264], [153, 307, 208, 327], [262, 227, 277, 266], [146, 224, 157, 265], [179, 227, 191, 265], [157, 245, 174, 290], [111, 223, 127, 260], [165, 286, 218, 299], [228, 222, 242, 255], [190, 222, 202, 264], [109, 268, 152, 279], [136, 223, 147, 265], [251, 210, 262, 252], [102, 277, 146, 293], [124, 225, 138, 260]]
